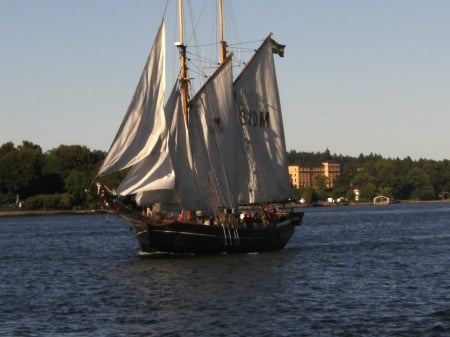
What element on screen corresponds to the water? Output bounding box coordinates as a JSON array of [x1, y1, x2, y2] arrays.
[[1, 203, 450, 337]]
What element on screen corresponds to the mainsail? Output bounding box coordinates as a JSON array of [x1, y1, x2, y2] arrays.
[[234, 36, 291, 204], [97, 21, 166, 176]]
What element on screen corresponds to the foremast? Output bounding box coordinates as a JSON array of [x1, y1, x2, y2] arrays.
[[219, 0, 227, 64], [177, 0, 189, 124]]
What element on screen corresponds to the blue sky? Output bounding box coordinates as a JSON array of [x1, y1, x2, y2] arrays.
[[1, 0, 449, 160]]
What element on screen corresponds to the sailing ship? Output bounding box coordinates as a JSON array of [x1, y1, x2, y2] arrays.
[[95, 0, 303, 254]]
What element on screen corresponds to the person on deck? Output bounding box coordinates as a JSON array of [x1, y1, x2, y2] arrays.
[[103, 185, 118, 201]]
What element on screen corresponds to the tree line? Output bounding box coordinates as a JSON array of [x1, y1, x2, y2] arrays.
[[0, 141, 123, 210], [288, 149, 450, 203], [0, 141, 449, 210]]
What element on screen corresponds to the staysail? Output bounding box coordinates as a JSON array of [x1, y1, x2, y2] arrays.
[[188, 55, 240, 213], [234, 36, 291, 203], [97, 21, 166, 176]]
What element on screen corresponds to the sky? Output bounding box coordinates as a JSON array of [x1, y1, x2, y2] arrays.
[[1, 0, 449, 161]]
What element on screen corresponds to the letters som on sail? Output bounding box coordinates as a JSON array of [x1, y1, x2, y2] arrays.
[[239, 108, 270, 128]]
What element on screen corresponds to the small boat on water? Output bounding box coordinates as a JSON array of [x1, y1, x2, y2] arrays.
[[94, 0, 303, 254], [373, 196, 390, 205]]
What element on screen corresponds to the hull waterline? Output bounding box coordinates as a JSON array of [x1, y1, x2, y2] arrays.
[[130, 212, 303, 254]]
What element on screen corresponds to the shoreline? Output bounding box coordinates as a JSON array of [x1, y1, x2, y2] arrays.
[[1, 199, 448, 217], [0, 209, 103, 217]]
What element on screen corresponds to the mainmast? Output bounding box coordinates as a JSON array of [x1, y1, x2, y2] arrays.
[[219, 0, 227, 64], [177, 0, 227, 123], [178, 0, 189, 123]]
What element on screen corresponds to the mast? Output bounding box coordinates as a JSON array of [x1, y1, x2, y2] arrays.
[[218, 0, 227, 64], [178, 0, 189, 123]]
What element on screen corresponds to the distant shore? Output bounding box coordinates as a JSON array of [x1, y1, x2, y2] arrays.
[[0, 209, 103, 217], [1, 199, 448, 218]]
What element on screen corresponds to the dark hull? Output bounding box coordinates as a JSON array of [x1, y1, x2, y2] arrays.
[[130, 212, 303, 254]]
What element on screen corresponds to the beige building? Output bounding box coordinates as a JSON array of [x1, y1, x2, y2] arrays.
[[289, 162, 340, 189]]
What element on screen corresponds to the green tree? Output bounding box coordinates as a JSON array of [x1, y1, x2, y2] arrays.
[[390, 159, 412, 199], [301, 187, 318, 204], [44, 145, 104, 193], [65, 170, 92, 207], [0, 143, 17, 194], [374, 159, 395, 197], [405, 167, 435, 200], [44, 145, 99, 179], [0, 141, 44, 198], [360, 182, 377, 201], [314, 175, 328, 201]]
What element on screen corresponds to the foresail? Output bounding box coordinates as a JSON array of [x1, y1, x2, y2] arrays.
[[233, 36, 291, 203], [116, 147, 174, 196], [117, 82, 204, 209], [117, 84, 188, 207], [97, 21, 166, 176], [116, 143, 177, 205], [165, 84, 208, 211]]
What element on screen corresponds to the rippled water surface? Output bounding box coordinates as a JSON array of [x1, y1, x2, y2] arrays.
[[1, 203, 450, 336]]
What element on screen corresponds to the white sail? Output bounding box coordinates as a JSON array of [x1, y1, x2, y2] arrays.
[[116, 146, 174, 196], [98, 12, 290, 211], [119, 82, 209, 209], [233, 36, 291, 203], [97, 21, 166, 176], [188, 56, 240, 212], [116, 83, 190, 207], [116, 85, 179, 202], [165, 84, 209, 211]]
